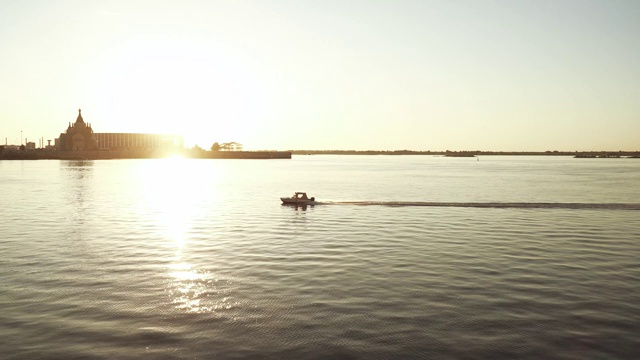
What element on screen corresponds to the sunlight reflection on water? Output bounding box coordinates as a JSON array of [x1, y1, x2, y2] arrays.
[[168, 260, 237, 314], [168, 262, 209, 313], [135, 158, 238, 314]]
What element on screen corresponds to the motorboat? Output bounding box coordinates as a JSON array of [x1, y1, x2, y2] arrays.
[[281, 192, 317, 205]]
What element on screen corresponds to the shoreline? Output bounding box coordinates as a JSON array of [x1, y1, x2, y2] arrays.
[[0, 150, 292, 160], [2, 149, 639, 160], [290, 150, 640, 157]]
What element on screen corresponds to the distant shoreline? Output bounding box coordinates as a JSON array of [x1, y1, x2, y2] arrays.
[[291, 150, 640, 157]]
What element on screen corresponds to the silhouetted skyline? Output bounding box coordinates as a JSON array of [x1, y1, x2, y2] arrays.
[[1, 1, 639, 151]]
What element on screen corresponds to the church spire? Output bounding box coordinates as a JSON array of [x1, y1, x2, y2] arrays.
[[73, 108, 86, 129]]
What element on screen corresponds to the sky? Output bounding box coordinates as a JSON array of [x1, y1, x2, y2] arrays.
[[1, 0, 638, 151]]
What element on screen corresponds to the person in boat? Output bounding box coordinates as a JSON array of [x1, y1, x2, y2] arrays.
[[300, 193, 308, 200]]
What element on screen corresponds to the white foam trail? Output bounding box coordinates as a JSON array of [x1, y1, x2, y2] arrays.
[[313, 201, 640, 210]]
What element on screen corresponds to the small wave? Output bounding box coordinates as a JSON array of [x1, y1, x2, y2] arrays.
[[317, 201, 640, 210]]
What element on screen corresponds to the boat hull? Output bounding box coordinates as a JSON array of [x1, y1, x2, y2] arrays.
[[280, 198, 317, 205]]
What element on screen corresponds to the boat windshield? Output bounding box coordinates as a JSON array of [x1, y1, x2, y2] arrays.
[[292, 192, 308, 199]]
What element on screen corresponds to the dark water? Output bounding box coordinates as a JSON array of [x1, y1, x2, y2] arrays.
[[1, 156, 639, 359]]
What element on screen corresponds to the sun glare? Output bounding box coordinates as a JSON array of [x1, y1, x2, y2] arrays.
[[95, 36, 269, 148], [139, 157, 207, 247], [135, 157, 230, 313]]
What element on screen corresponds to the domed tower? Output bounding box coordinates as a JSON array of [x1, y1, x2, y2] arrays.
[[58, 109, 98, 151]]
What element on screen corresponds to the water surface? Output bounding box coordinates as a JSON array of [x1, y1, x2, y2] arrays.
[[1, 156, 639, 359]]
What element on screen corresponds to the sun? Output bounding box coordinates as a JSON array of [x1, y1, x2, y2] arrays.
[[95, 35, 270, 148]]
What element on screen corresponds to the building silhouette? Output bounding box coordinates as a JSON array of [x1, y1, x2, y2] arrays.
[[94, 133, 183, 150], [56, 109, 183, 151], [57, 109, 99, 151]]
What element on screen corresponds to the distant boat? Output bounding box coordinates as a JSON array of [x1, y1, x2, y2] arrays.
[[281, 192, 317, 205]]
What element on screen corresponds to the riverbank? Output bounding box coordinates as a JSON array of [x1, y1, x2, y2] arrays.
[[0, 149, 291, 160]]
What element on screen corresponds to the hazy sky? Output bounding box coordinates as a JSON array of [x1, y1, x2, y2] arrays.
[[1, 0, 638, 151]]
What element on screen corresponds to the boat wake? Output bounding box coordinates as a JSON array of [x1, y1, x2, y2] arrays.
[[315, 201, 640, 210]]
